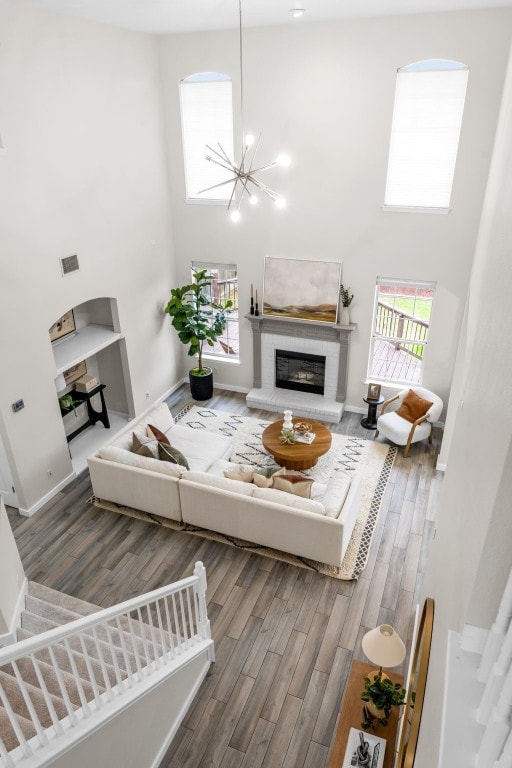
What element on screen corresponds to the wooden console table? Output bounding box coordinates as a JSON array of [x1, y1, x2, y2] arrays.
[[328, 660, 403, 768]]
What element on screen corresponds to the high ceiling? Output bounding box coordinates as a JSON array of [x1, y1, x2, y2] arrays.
[[18, 0, 512, 35]]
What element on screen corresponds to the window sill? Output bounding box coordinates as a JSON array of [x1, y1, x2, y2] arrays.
[[203, 355, 240, 366], [185, 198, 229, 206], [382, 205, 450, 215]]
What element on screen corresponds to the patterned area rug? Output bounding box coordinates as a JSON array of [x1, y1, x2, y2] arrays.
[[92, 407, 396, 580]]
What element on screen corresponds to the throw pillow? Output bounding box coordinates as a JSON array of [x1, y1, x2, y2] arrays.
[[223, 466, 254, 483], [252, 473, 273, 488], [158, 442, 190, 469], [396, 389, 433, 424], [132, 432, 159, 458], [147, 423, 170, 445], [271, 468, 314, 499]]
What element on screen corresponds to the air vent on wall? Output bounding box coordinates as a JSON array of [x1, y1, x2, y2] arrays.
[[60, 254, 79, 276]]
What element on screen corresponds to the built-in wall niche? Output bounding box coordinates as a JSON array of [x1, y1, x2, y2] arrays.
[[50, 297, 133, 447]]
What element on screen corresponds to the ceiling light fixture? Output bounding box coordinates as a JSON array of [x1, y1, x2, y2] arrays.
[[290, 7, 306, 18], [199, 0, 290, 222]]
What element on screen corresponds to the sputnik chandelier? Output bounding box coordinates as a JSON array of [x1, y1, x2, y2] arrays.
[[198, 0, 291, 222]]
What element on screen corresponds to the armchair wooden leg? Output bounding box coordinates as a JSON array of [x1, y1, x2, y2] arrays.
[[428, 428, 433, 445], [375, 430, 379, 438], [404, 426, 416, 458]]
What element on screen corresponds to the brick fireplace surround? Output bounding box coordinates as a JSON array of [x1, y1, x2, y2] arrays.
[[245, 314, 356, 423]]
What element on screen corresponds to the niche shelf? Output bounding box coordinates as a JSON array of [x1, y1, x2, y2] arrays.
[[52, 324, 121, 375]]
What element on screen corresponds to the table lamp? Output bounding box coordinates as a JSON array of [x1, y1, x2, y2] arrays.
[[362, 624, 406, 678]]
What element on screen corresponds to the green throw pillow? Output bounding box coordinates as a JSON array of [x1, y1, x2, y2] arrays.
[[158, 442, 189, 469]]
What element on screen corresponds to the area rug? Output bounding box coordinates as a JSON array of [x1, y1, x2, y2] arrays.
[[92, 407, 396, 580]]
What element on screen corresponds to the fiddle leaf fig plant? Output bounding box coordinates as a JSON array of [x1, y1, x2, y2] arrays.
[[164, 269, 233, 376], [361, 673, 406, 730]]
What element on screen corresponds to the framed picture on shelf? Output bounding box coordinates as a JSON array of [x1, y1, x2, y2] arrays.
[[63, 360, 87, 386], [49, 310, 76, 342], [367, 383, 382, 400]]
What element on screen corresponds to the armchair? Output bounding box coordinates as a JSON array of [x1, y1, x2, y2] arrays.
[[376, 386, 443, 457]]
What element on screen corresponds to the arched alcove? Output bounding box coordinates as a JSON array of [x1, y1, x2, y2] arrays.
[[49, 296, 133, 473]]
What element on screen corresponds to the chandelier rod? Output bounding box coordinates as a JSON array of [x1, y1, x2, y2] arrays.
[[238, 0, 245, 159]]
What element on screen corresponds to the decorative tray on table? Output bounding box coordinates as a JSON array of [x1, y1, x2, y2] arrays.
[[293, 422, 316, 444]]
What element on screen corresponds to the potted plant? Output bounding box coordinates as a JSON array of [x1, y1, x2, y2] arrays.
[[361, 672, 406, 730], [165, 269, 233, 401], [339, 284, 354, 326]]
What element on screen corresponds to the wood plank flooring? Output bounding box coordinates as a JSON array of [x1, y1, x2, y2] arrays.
[[6, 386, 443, 768]]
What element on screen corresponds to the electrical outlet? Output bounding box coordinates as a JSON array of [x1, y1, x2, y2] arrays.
[[145, 392, 150, 399], [46, 469, 52, 478]]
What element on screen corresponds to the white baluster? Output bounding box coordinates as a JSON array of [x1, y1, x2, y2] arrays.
[[478, 617, 512, 724], [91, 627, 114, 700], [0, 734, 15, 767], [47, 646, 78, 725], [115, 617, 134, 686], [479, 569, 512, 682], [77, 635, 103, 708], [476, 661, 512, 767], [29, 653, 64, 734], [0, 680, 33, 758], [179, 590, 190, 649], [186, 587, 195, 643], [127, 613, 144, 679], [163, 596, 177, 658], [136, 607, 153, 671], [155, 600, 168, 660], [194, 561, 212, 655], [11, 660, 48, 746], [171, 593, 183, 651], [62, 639, 90, 715], [145, 603, 162, 669], [104, 623, 124, 689]]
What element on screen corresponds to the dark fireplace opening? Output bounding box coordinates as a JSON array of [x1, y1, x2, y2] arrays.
[[275, 349, 326, 396]]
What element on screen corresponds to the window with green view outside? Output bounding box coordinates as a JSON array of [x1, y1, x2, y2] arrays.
[[368, 279, 436, 385], [191, 261, 239, 361]]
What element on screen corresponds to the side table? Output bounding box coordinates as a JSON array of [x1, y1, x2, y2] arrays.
[[328, 660, 403, 768], [361, 396, 384, 430], [60, 384, 110, 443]]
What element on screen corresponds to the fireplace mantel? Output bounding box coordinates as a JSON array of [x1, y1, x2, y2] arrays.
[[245, 314, 356, 417]]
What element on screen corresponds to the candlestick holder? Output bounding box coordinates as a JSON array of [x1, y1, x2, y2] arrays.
[[250, 297, 254, 315], [254, 302, 260, 316]]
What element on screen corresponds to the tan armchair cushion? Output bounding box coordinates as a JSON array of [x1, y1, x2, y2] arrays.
[[395, 389, 433, 424]]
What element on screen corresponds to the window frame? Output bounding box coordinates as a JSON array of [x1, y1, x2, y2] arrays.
[[179, 72, 235, 205], [383, 59, 469, 214], [191, 261, 240, 363], [367, 278, 436, 386]]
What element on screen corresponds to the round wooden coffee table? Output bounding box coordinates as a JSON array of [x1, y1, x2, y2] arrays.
[[261, 418, 332, 471]]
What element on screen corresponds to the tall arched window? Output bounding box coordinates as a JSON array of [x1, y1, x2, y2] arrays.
[[179, 72, 234, 202], [384, 59, 469, 212]]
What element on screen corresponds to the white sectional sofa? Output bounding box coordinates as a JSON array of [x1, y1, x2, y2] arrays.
[[88, 403, 362, 568]]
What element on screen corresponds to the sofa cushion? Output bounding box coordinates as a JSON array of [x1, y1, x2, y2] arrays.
[[165, 424, 231, 471], [147, 424, 170, 445], [184, 471, 254, 496], [132, 433, 159, 458], [272, 468, 314, 499], [145, 402, 174, 433], [252, 487, 326, 515], [158, 442, 189, 469], [97, 446, 185, 478], [322, 471, 352, 518], [252, 473, 273, 488]]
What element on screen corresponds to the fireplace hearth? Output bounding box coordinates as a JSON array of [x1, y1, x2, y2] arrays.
[[275, 349, 326, 396]]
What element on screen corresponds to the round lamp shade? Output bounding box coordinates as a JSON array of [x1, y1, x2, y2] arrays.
[[362, 624, 406, 669]]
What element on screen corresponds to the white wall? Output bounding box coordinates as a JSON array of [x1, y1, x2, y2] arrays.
[[0, 498, 25, 637], [0, 0, 180, 512], [159, 9, 512, 408], [416, 34, 512, 768]]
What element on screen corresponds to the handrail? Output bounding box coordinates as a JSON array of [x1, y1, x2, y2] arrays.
[[0, 573, 200, 667], [0, 562, 212, 765]]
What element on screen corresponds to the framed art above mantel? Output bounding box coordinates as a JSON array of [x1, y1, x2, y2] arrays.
[[262, 257, 342, 324]]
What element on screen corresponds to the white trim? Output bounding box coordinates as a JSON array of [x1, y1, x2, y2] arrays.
[[344, 405, 367, 415], [149, 657, 210, 768], [19, 472, 76, 517], [0, 577, 27, 647], [185, 197, 228, 206], [215, 382, 250, 394], [382, 205, 450, 215], [460, 624, 489, 655], [436, 460, 447, 472]]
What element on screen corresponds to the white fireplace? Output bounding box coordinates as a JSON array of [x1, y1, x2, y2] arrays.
[[246, 314, 355, 423]]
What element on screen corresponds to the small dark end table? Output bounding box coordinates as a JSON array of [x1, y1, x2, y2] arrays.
[[61, 384, 110, 443], [361, 395, 385, 430]]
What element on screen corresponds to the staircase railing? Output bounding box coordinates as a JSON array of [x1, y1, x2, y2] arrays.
[[0, 562, 213, 767]]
